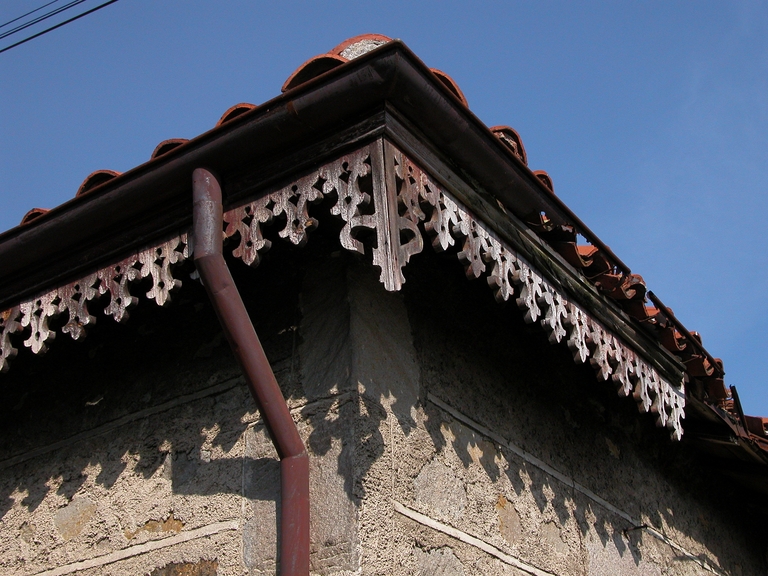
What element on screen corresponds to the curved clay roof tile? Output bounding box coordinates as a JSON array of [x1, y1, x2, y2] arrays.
[[216, 103, 257, 127], [20, 207, 49, 225], [282, 35, 395, 93], [689, 331, 703, 344], [659, 327, 687, 353], [151, 139, 189, 159], [281, 54, 347, 93], [533, 170, 554, 194], [687, 355, 715, 378], [76, 170, 121, 197], [430, 69, 468, 107], [490, 126, 527, 165], [330, 34, 392, 59]]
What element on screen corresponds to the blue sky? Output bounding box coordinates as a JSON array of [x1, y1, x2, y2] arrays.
[[1, 1, 767, 417]]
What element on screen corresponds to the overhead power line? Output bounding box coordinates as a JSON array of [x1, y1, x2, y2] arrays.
[[0, 0, 119, 55], [0, 0, 61, 30], [1, 1, 87, 41]]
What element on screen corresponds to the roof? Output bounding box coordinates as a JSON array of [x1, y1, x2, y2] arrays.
[[0, 34, 766, 483]]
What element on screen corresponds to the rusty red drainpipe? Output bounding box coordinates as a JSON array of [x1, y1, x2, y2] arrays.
[[192, 168, 310, 576]]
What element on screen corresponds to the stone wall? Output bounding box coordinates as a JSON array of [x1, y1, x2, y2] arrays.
[[0, 253, 300, 576], [301, 252, 766, 576], [0, 248, 765, 575]]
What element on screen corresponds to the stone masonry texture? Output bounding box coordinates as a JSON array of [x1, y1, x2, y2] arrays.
[[0, 240, 765, 575]]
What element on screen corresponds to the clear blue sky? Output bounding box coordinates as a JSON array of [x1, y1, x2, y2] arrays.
[[1, 1, 767, 417]]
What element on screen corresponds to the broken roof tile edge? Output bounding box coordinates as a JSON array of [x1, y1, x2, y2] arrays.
[[0, 35, 763, 451]]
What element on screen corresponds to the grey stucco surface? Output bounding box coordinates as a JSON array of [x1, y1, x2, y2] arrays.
[[0, 248, 765, 575]]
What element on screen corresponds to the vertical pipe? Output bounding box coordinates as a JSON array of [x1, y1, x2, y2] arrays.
[[192, 168, 309, 575]]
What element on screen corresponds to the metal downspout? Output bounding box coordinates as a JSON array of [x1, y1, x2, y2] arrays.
[[192, 168, 310, 576]]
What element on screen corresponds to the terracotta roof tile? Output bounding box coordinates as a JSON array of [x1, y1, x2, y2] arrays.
[[490, 125, 527, 165], [19, 207, 49, 225], [658, 327, 687, 353], [282, 35, 470, 111], [430, 68, 468, 107], [705, 377, 729, 400], [550, 241, 592, 269], [329, 34, 392, 58], [686, 355, 715, 378], [282, 35, 393, 94], [282, 54, 347, 92], [150, 138, 188, 159], [75, 169, 121, 197], [745, 415, 768, 438], [591, 271, 622, 292], [533, 170, 554, 193], [216, 103, 257, 126]]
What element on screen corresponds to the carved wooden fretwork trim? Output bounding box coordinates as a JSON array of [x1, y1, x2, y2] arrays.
[[223, 142, 421, 291], [0, 234, 189, 371], [223, 146, 374, 265], [0, 141, 685, 440], [222, 141, 685, 439], [383, 144, 685, 440]]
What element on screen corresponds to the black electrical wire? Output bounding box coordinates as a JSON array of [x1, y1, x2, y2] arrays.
[[0, 0, 119, 55], [0, 0, 61, 30], [1, 0, 87, 41]]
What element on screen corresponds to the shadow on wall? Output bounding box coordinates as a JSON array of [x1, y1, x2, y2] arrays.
[[0, 229, 760, 575], [0, 250, 301, 514], [149, 559, 218, 576], [403, 248, 755, 574]]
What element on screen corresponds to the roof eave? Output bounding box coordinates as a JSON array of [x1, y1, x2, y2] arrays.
[[0, 41, 611, 309]]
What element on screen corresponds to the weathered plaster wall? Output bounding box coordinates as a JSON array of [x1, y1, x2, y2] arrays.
[[384, 252, 765, 576], [0, 254, 308, 576], [0, 247, 765, 576], [292, 252, 766, 575]]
